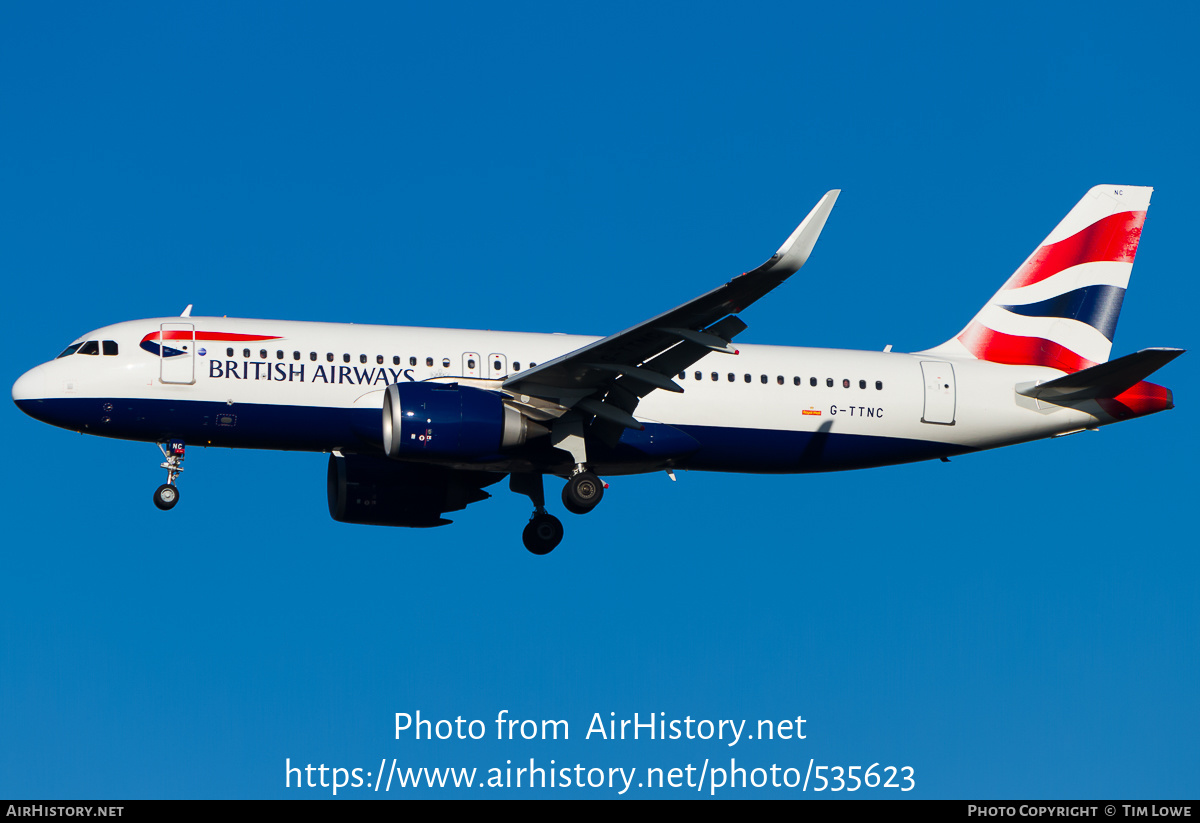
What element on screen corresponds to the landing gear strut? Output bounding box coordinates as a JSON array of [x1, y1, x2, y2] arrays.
[[153, 439, 185, 511], [511, 473, 563, 555], [550, 419, 606, 517]]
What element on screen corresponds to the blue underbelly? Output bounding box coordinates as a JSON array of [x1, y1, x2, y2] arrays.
[[15, 396, 968, 471]]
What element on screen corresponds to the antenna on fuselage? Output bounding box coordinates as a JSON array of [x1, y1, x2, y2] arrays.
[[180, 304, 193, 317]]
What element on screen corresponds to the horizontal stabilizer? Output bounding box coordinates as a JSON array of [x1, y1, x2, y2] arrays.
[[1017, 347, 1184, 402]]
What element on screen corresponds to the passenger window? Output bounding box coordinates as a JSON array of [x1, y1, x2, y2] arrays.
[[393, 356, 400, 365], [468, 358, 477, 370], [859, 379, 866, 389], [293, 351, 301, 360], [243, 348, 251, 358], [777, 376, 784, 385], [744, 374, 751, 383], [793, 377, 800, 386], [678, 372, 685, 379], [695, 371, 702, 380], [514, 362, 521, 371], [327, 353, 334, 362], [843, 379, 850, 388], [359, 354, 367, 364], [493, 359, 501, 371], [226, 347, 234, 357], [260, 349, 268, 359], [377, 355, 384, 364], [711, 372, 718, 381], [810, 377, 817, 387], [826, 378, 833, 387], [103, 341, 118, 355], [760, 375, 767, 384], [276, 350, 284, 360], [310, 352, 317, 361], [728, 373, 735, 382], [876, 381, 883, 390], [426, 357, 433, 367], [442, 357, 450, 368], [529, 362, 536, 368]]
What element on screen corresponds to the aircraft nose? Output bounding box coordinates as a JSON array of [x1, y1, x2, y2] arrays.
[[13, 364, 48, 418]]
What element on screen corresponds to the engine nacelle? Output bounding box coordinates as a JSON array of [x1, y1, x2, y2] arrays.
[[382, 382, 536, 460], [327, 453, 503, 527]]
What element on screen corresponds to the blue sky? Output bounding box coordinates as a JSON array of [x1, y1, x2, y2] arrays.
[[2, 2, 1196, 798]]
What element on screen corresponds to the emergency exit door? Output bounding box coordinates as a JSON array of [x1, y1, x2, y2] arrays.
[[487, 353, 508, 378]]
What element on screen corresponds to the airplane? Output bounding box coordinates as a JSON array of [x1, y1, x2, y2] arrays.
[[11, 185, 1183, 554]]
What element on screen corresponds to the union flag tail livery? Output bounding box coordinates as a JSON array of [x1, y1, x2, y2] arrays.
[[930, 185, 1150, 373], [12, 185, 1183, 555]]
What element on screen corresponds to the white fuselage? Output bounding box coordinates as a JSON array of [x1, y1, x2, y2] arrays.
[[14, 315, 1105, 475]]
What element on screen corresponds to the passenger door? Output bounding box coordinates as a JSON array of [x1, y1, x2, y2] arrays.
[[919, 361, 956, 425], [159, 323, 195, 385]]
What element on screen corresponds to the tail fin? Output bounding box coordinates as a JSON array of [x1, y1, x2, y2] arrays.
[[927, 185, 1152, 373]]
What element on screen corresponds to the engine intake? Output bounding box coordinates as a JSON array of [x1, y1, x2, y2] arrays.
[[382, 382, 540, 460]]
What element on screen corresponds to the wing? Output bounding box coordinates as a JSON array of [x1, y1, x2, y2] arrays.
[[502, 190, 840, 445]]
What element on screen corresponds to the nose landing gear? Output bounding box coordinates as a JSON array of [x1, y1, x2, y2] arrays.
[[153, 439, 185, 511]]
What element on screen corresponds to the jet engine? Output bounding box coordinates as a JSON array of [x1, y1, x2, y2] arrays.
[[327, 453, 504, 527], [382, 382, 543, 461]]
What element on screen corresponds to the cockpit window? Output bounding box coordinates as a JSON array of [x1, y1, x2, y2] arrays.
[[103, 340, 118, 356], [78, 341, 100, 355], [56, 343, 83, 359]]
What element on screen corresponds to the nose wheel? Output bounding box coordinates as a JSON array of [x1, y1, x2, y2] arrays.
[[153, 483, 180, 510], [153, 439, 186, 512]]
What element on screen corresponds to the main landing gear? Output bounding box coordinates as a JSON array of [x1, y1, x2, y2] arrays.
[[562, 469, 603, 515], [511, 468, 606, 555], [523, 513, 564, 556], [153, 439, 186, 511]]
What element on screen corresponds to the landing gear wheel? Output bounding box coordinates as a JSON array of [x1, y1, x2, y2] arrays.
[[562, 471, 603, 514], [523, 513, 563, 555], [153, 484, 180, 511]]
